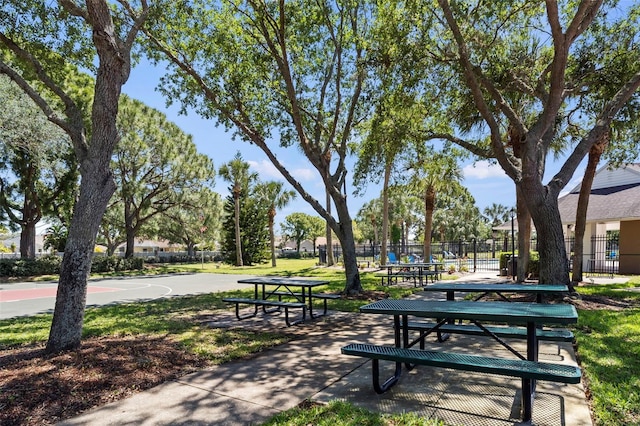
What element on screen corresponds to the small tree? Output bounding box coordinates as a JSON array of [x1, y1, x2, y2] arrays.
[[255, 181, 296, 267], [219, 152, 257, 267], [0, 76, 77, 258], [113, 96, 215, 258], [220, 191, 269, 266], [281, 213, 323, 253], [158, 187, 222, 257]]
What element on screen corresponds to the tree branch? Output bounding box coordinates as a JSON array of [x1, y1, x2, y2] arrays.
[[552, 70, 640, 194], [0, 35, 88, 160], [437, 0, 517, 180]]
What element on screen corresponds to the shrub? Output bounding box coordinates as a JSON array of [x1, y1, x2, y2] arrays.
[[0, 255, 62, 277], [91, 256, 144, 273], [279, 251, 301, 259], [499, 251, 539, 277], [527, 251, 540, 278]]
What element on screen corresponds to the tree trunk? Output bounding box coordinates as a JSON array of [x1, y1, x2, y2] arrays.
[[423, 185, 435, 262], [20, 221, 37, 259], [47, 0, 137, 353], [516, 187, 531, 282], [572, 136, 607, 286], [380, 162, 392, 266], [47, 169, 116, 352], [269, 213, 277, 267], [125, 227, 135, 258], [333, 194, 362, 295], [233, 192, 243, 266], [325, 189, 334, 266], [18, 161, 41, 259], [522, 188, 569, 285]]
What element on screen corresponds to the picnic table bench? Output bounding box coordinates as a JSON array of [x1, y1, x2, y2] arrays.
[[342, 298, 580, 423], [342, 343, 581, 392], [271, 291, 340, 316], [222, 277, 336, 326], [377, 263, 442, 286], [221, 297, 307, 326], [400, 321, 574, 345]]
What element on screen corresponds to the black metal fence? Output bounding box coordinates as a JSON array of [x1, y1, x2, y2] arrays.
[[321, 233, 621, 275], [565, 234, 619, 277]]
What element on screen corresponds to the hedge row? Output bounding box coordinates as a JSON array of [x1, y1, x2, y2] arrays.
[[142, 254, 224, 264], [0, 255, 144, 277]]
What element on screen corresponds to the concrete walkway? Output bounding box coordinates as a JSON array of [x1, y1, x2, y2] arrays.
[[59, 273, 593, 426]]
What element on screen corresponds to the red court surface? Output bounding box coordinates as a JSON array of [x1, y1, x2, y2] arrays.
[[0, 286, 120, 302]]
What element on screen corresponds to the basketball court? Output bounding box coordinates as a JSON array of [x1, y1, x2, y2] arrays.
[[0, 273, 255, 320]]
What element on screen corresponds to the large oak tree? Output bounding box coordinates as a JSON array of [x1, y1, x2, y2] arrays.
[[140, 0, 371, 294], [386, 0, 640, 284], [0, 0, 150, 352]]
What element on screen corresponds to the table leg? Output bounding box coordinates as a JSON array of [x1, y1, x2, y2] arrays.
[[435, 290, 454, 341], [522, 377, 534, 423], [372, 357, 402, 394], [307, 287, 315, 319], [523, 321, 539, 422]]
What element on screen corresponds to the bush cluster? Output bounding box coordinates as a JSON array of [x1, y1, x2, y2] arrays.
[[0, 255, 145, 277], [279, 250, 317, 259], [143, 254, 223, 264], [91, 256, 144, 273], [499, 251, 539, 277], [0, 255, 62, 277]]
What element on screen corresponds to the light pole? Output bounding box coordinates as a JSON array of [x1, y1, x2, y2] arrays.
[[510, 208, 516, 281]]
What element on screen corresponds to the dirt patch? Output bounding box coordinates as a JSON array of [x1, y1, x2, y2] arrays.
[[341, 290, 388, 301], [567, 294, 640, 311]]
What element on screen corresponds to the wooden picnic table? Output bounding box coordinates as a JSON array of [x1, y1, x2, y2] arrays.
[[344, 298, 579, 422], [423, 282, 569, 303]]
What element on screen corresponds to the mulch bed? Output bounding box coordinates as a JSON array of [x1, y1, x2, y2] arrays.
[[0, 335, 208, 426]]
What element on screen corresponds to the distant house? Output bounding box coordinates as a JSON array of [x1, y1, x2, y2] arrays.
[[558, 163, 640, 275], [0, 233, 46, 256], [116, 239, 183, 255], [277, 236, 326, 254]]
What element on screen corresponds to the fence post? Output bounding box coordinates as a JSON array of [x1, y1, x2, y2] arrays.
[[472, 238, 477, 272]]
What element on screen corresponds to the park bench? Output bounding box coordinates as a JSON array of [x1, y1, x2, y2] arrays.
[[341, 343, 581, 420], [221, 297, 306, 326], [270, 291, 341, 316]]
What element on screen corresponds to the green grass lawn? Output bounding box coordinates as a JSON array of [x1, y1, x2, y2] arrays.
[[1, 260, 639, 425], [573, 279, 640, 425]]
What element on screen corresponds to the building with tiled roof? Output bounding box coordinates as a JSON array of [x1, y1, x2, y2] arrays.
[[558, 163, 640, 275]]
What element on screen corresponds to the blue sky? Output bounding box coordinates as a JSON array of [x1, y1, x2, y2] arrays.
[[122, 61, 587, 229]]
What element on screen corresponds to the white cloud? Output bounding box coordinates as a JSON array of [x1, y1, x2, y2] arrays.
[[247, 159, 316, 182], [463, 160, 508, 179], [248, 159, 283, 179], [292, 168, 315, 181]]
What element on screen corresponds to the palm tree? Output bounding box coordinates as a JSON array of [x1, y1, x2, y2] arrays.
[[483, 203, 511, 228], [408, 151, 464, 263], [219, 152, 257, 266], [257, 181, 296, 267]]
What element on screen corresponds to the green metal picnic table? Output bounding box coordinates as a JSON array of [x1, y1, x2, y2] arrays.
[[423, 282, 569, 303], [357, 298, 578, 423]]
